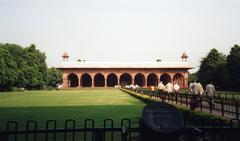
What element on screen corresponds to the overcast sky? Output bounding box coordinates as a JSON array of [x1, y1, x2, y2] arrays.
[[0, 0, 240, 72]]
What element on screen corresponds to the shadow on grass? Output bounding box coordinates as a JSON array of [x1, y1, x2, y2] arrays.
[[0, 105, 144, 130]]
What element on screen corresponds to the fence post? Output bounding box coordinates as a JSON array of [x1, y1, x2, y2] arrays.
[[45, 120, 57, 141], [26, 121, 37, 141], [168, 93, 170, 102], [7, 121, 18, 141], [209, 98, 213, 114], [200, 97, 203, 111], [157, 91, 160, 100], [121, 127, 128, 141], [161, 93, 164, 102], [64, 120, 75, 141], [236, 102, 239, 119], [84, 119, 95, 141], [164, 93, 167, 102], [221, 100, 224, 116], [175, 94, 178, 104], [103, 119, 113, 141], [185, 95, 188, 107], [95, 128, 104, 141], [180, 94, 182, 105]]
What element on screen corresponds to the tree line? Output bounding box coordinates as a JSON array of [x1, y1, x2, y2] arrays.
[[192, 44, 240, 91], [0, 43, 62, 91]]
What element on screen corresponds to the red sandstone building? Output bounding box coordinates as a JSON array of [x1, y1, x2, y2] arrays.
[[59, 52, 193, 89]]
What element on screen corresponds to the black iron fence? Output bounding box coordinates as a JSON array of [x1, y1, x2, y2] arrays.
[[1, 119, 136, 141], [123, 88, 240, 120], [1, 118, 240, 141]]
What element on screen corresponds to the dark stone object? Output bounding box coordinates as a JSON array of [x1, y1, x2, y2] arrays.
[[141, 102, 184, 141]]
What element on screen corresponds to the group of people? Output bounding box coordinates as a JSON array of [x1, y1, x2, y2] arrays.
[[189, 81, 216, 98], [189, 81, 216, 110], [157, 81, 180, 93]]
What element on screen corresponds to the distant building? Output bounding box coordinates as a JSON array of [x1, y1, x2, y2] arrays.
[[58, 52, 193, 89]]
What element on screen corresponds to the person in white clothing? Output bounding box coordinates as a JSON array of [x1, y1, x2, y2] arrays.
[[173, 83, 180, 93], [158, 81, 165, 92], [165, 82, 174, 93], [205, 82, 216, 107]]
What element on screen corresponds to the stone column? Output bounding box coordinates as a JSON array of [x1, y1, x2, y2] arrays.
[[116, 74, 120, 86], [105, 78, 107, 87], [170, 74, 174, 84], [184, 72, 189, 88], [78, 74, 82, 88], [157, 74, 161, 84], [118, 77, 120, 86], [145, 76, 148, 87], [62, 73, 68, 89], [131, 75, 134, 85], [118, 78, 121, 85], [92, 76, 94, 87]]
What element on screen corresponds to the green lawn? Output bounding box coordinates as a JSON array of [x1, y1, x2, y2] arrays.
[[0, 89, 145, 130]]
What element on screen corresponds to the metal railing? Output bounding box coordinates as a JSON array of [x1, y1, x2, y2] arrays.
[[1, 118, 240, 141], [123, 88, 240, 120], [0, 119, 137, 141]]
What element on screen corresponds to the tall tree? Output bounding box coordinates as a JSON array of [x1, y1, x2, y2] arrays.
[[189, 72, 198, 82], [227, 44, 240, 90], [2, 44, 26, 87], [0, 43, 48, 91], [23, 44, 48, 89], [0, 46, 18, 90], [198, 48, 227, 89], [47, 67, 62, 88]]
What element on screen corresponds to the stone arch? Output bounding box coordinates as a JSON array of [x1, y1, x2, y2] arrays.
[[94, 73, 105, 87], [107, 73, 118, 87], [134, 73, 145, 87], [81, 73, 92, 87], [173, 73, 184, 88], [67, 73, 79, 87], [147, 73, 158, 86], [120, 73, 132, 86], [160, 73, 171, 85]]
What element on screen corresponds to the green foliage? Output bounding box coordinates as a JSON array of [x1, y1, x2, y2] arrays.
[[189, 72, 198, 82], [0, 43, 48, 91], [0, 47, 18, 90], [47, 67, 62, 88], [197, 44, 240, 90], [197, 48, 227, 89], [227, 44, 240, 90]]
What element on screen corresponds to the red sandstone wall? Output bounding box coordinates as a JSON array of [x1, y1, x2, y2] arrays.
[[60, 68, 189, 89]]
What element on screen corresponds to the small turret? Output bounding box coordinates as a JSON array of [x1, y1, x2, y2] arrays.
[[62, 52, 69, 61], [181, 52, 188, 62]]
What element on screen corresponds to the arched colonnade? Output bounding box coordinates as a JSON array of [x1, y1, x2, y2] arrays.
[[66, 72, 186, 88]]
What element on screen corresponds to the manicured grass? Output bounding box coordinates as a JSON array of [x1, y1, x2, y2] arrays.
[[0, 89, 145, 130]]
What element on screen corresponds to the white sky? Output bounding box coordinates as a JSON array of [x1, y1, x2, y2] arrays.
[[0, 0, 240, 72]]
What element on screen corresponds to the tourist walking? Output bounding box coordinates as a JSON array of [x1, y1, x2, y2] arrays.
[[164, 82, 174, 93], [173, 83, 180, 93], [192, 81, 204, 95], [189, 81, 195, 93], [158, 81, 165, 92], [205, 82, 216, 107], [189, 81, 203, 110]]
